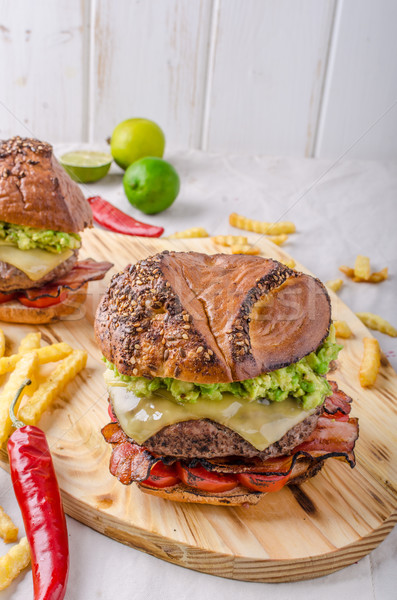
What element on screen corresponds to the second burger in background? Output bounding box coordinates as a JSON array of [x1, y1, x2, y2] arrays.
[[0, 136, 112, 323]]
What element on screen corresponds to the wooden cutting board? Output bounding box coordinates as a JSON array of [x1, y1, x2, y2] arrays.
[[1, 228, 396, 583]]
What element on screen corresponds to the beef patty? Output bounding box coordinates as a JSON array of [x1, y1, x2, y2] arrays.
[[0, 250, 78, 292], [141, 402, 324, 460]]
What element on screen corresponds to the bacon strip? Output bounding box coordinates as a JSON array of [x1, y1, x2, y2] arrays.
[[22, 258, 113, 300], [324, 381, 353, 416], [102, 422, 158, 484], [294, 417, 359, 454]]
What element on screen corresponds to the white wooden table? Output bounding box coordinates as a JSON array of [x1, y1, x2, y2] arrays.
[[1, 148, 396, 599]]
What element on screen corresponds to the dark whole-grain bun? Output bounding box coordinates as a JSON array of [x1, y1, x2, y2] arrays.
[[0, 250, 78, 292], [95, 251, 331, 383], [138, 458, 324, 506], [0, 284, 88, 324], [0, 137, 92, 232]]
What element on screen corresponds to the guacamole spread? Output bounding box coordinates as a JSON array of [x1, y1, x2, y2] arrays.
[[0, 221, 81, 254], [104, 326, 342, 411]]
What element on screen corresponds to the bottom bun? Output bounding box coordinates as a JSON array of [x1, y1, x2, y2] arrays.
[[138, 483, 263, 506], [138, 461, 324, 506], [0, 285, 88, 324]]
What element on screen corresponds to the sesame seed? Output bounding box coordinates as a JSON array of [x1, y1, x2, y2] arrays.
[[133, 368, 138, 376], [183, 324, 190, 330], [134, 344, 140, 349], [164, 349, 169, 359], [182, 333, 188, 340], [197, 346, 204, 353], [208, 349, 213, 355], [236, 325, 243, 331]]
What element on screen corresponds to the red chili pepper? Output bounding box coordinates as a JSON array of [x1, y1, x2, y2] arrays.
[[7, 380, 69, 600], [87, 196, 164, 237]]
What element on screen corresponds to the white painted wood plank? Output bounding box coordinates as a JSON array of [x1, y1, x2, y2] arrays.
[[90, 0, 212, 149], [203, 0, 336, 156], [0, 0, 86, 143], [315, 0, 397, 159]]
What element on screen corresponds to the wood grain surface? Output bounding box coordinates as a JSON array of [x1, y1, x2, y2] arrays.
[[0, 228, 396, 583]]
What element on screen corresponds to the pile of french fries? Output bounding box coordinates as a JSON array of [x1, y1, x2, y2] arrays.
[[0, 330, 87, 590], [0, 331, 87, 447], [167, 213, 296, 256]]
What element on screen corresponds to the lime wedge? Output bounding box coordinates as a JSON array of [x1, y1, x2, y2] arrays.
[[60, 151, 113, 183]]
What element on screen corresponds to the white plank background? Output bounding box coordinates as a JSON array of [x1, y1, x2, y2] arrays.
[[0, 0, 396, 159]]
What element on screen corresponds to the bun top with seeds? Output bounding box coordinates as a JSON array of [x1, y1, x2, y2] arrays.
[[0, 136, 92, 232], [95, 250, 331, 384]]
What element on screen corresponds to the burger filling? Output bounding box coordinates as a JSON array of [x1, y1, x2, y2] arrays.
[[0, 221, 81, 254], [104, 326, 342, 412]]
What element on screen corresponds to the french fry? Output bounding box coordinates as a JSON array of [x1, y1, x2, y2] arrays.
[[0, 342, 72, 377], [18, 332, 41, 353], [339, 265, 355, 278], [0, 507, 18, 544], [229, 213, 296, 235], [326, 279, 344, 293], [267, 234, 288, 246], [0, 351, 38, 446], [0, 329, 4, 359], [212, 235, 248, 247], [334, 320, 353, 339], [354, 255, 371, 280], [168, 227, 209, 239], [281, 258, 296, 269], [18, 349, 87, 426], [340, 264, 388, 283], [359, 337, 381, 387], [356, 312, 397, 337], [355, 267, 388, 283], [0, 537, 31, 591], [230, 244, 260, 255]]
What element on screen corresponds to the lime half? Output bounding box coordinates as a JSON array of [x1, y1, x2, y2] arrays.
[[60, 151, 113, 183]]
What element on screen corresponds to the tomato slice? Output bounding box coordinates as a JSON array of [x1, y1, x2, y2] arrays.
[[0, 292, 17, 304], [238, 472, 290, 493], [324, 410, 349, 422], [177, 462, 238, 493], [142, 462, 180, 488], [18, 290, 68, 308]]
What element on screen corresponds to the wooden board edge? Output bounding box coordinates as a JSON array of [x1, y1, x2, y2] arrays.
[[60, 485, 397, 583]]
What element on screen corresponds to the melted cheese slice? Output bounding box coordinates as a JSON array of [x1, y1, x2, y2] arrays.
[[107, 374, 315, 451], [0, 242, 73, 281]]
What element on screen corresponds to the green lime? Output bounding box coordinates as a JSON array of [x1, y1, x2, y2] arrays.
[[110, 118, 165, 170], [60, 151, 112, 183], [123, 157, 180, 214]]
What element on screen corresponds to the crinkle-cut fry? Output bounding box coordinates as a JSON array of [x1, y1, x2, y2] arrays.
[[212, 235, 248, 247], [0, 329, 4, 359], [334, 320, 353, 339], [0, 507, 18, 544], [354, 267, 388, 283], [229, 213, 296, 235], [279, 258, 296, 269], [0, 342, 72, 376], [267, 234, 288, 246], [354, 255, 371, 280], [18, 332, 41, 353], [356, 312, 397, 337], [326, 279, 344, 293], [0, 536, 31, 591], [339, 265, 355, 278], [359, 337, 381, 387], [230, 244, 260, 255], [168, 227, 209, 239], [18, 349, 87, 426], [0, 351, 38, 446]]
